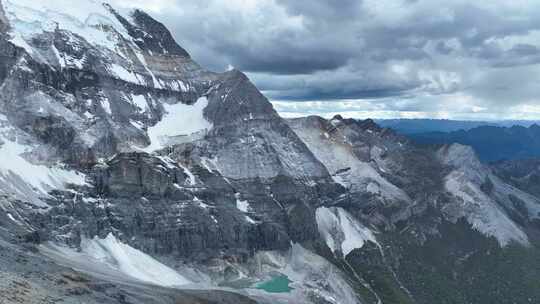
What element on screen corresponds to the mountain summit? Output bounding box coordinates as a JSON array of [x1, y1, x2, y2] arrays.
[[1, 1, 540, 304]]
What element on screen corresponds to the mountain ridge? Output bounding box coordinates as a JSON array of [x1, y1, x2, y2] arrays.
[[1, 1, 540, 304], [376, 118, 539, 134], [409, 124, 540, 162]]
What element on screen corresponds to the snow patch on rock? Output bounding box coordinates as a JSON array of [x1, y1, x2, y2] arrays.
[[46, 233, 191, 287], [235, 194, 257, 224], [109, 63, 142, 85], [0, 137, 86, 192], [0, 118, 87, 205], [177, 163, 196, 186], [8, 31, 35, 55], [100, 96, 112, 115], [144, 97, 212, 151], [3, 0, 129, 55], [236, 194, 250, 213], [316, 207, 378, 257], [130, 94, 147, 112]]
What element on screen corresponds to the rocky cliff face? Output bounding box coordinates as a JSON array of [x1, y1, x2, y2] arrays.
[[2, 1, 540, 304], [492, 158, 540, 199]]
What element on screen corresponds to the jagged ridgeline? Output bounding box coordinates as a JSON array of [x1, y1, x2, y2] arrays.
[[1, 1, 540, 303]]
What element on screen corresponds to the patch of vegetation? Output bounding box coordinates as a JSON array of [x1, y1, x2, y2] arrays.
[[391, 219, 540, 304], [346, 243, 415, 304]]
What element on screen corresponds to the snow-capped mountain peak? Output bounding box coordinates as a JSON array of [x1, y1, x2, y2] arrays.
[[4, 0, 130, 54]]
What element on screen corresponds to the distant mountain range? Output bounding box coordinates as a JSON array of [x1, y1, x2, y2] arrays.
[[407, 124, 540, 162], [376, 119, 538, 135]]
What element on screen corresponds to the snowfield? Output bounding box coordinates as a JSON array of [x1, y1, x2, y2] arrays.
[[316, 206, 378, 257], [0, 117, 87, 205], [4, 0, 130, 56], [44, 233, 191, 287], [144, 97, 212, 151]]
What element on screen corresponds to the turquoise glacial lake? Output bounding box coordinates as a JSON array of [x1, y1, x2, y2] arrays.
[[255, 274, 294, 293]]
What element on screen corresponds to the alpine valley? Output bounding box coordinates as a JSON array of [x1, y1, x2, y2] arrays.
[[0, 1, 540, 304]]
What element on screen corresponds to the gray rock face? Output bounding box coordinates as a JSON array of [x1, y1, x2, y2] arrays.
[[492, 158, 540, 198], [2, 2, 540, 304], [287, 115, 439, 231], [109, 7, 191, 58], [0, 1, 219, 168], [27, 151, 294, 262]]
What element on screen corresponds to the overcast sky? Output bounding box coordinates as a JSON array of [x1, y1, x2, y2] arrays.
[[112, 0, 540, 120]]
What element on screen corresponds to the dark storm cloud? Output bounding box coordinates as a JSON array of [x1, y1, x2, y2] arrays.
[[214, 40, 352, 75], [252, 65, 426, 101], [147, 0, 362, 75], [275, 0, 364, 21], [117, 0, 540, 119]]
